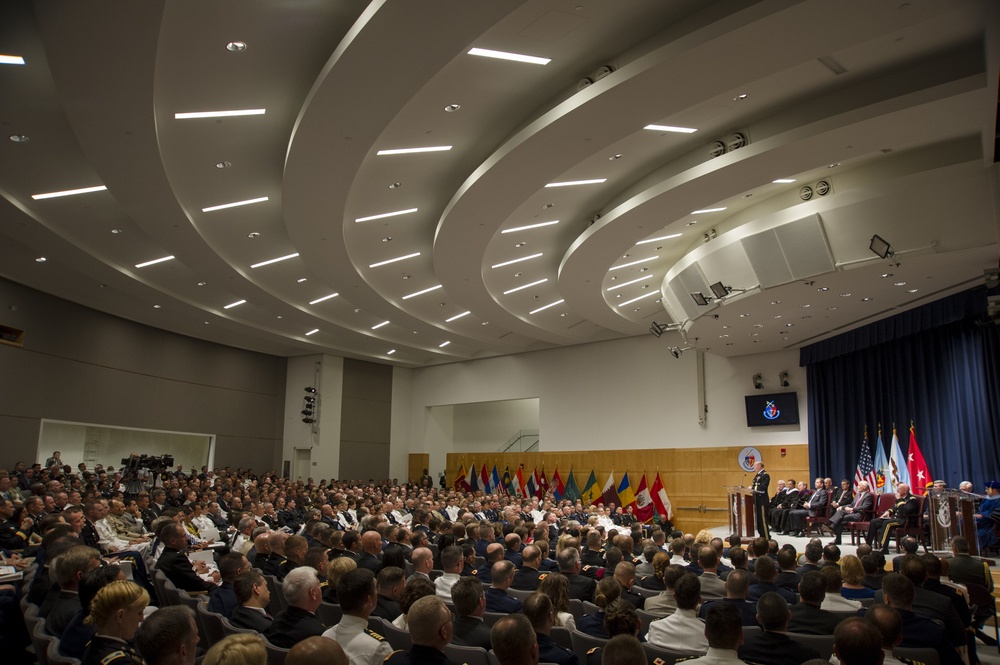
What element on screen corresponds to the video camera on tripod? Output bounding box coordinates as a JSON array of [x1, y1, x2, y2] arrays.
[[121, 453, 174, 472]]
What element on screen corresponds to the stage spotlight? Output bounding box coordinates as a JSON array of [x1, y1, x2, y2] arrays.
[[668, 345, 693, 359], [304, 386, 317, 393], [869, 234, 894, 259], [709, 282, 730, 299], [690, 292, 711, 306], [778, 371, 789, 387], [650, 321, 669, 338], [752, 373, 764, 389]]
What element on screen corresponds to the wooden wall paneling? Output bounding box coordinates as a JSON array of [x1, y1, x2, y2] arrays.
[[409, 453, 429, 483]]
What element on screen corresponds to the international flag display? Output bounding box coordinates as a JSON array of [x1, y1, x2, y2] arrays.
[[536, 468, 548, 498], [552, 469, 565, 501], [468, 464, 478, 492], [873, 429, 889, 494], [454, 464, 470, 492], [651, 472, 673, 521], [491, 466, 502, 495], [515, 465, 528, 498], [889, 426, 910, 490], [906, 423, 931, 495], [562, 470, 581, 502], [597, 472, 619, 507], [853, 430, 877, 494], [526, 467, 538, 498], [634, 474, 655, 523], [617, 472, 637, 511], [502, 466, 514, 495], [581, 470, 600, 504], [480, 465, 491, 493]]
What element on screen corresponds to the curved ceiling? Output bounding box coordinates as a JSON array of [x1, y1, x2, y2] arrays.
[[0, 0, 997, 367]]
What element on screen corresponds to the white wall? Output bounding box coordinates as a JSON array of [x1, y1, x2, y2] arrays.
[[452, 399, 539, 451], [390, 335, 807, 479], [282, 354, 344, 480]]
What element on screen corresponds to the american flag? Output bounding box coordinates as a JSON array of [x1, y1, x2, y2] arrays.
[[854, 431, 878, 493]]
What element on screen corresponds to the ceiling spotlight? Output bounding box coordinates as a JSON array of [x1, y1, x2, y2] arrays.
[[709, 282, 730, 299], [668, 345, 692, 359], [778, 371, 789, 387], [690, 292, 711, 306], [752, 373, 764, 390], [226, 41, 247, 52], [388, 182, 401, 189], [869, 234, 894, 259], [304, 386, 317, 393], [9, 134, 28, 142], [444, 104, 461, 112], [649, 321, 681, 338], [215, 161, 231, 169]]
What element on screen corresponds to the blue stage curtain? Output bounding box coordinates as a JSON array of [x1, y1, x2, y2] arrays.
[[800, 287, 1000, 488]]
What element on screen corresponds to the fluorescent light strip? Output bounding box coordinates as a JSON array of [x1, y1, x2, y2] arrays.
[[305, 329, 319, 336], [636, 233, 682, 245], [492, 253, 543, 269], [250, 253, 299, 269], [134, 255, 175, 268], [376, 146, 451, 156], [446, 311, 471, 323], [32, 185, 107, 200], [371, 321, 390, 330], [438, 341, 451, 348], [387, 349, 396, 355], [691, 207, 726, 214], [644, 124, 698, 134], [501, 220, 559, 234], [0, 55, 26, 65], [606, 276, 647, 291], [617, 291, 660, 307], [202, 196, 268, 212], [369, 252, 420, 268], [174, 109, 266, 119], [224, 299, 246, 309], [503, 278, 547, 295], [610, 256, 658, 271], [544, 178, 606, 188], [355, 208, 418, 223], [773, 178, 796, 184], [309, 293, 339, 305], [402, 284, 442, 300], [468, 48, 550, 65], [530, 299, 564, 315]]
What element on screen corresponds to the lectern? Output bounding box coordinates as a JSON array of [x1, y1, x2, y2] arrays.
[[927, 490, 980, 556], [726, 486, 755, 538]]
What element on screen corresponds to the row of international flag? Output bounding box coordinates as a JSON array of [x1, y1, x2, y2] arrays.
[[853, 421, 932, 496], [453, 463, 674, 523]]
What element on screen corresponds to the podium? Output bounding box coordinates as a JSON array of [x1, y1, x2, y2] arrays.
[[927, 490, 980, 556], [726, 486, 756, 538]]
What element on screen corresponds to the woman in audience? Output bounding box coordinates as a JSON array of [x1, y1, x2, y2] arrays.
[[380, 545, 407, 572], [538, 571, 577, 632], [392, 577, 436, 629], [203, 633, 267, 665], [640, 552, 669, 590], [323, 556, 357, 604], [82, 580, 149, 665], [578, 577, 621, 638], [839, 554, 876, 600]]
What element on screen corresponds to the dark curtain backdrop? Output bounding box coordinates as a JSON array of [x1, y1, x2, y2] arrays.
[[801, 287, 1000, 488]]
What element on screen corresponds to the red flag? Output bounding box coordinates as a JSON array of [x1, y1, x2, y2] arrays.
[[453, 464, 471, 492], [596, 472, 619, 507], [651, 472, 673, 521], [634, 474, 655, 523], [480, 465, 490, 492], [552, 469, 565, 501], [516, 464, 528, 498], [906, 423, 932, 495], [538, 468, 550, 497]]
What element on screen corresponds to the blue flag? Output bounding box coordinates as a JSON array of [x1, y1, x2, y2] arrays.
[[873, 427, 889, 494]]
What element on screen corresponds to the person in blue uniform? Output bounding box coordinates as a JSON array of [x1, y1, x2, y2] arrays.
[[974, 481, 1000, 551]]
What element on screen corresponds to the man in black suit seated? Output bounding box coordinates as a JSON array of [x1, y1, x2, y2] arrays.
[[774, 548, 800, 590], [43, 545, 101, 637], [450, 576, 493, 649], [491, 614, 539, 665], [373, 566, 405, 622], [523, 591, 578, 665], [787, 571, 842, 635], [738, 592, 822, 665], [512, 545, 547, 591], [230, 569, 273, 631], [880, 572, 962, 665], [874, 556, 967, 652], [831, 616, 883, 665], [829, 481, 874, 546], [157, 522, 219, 593], [136, 605, 200, 665], [557, 547, 596, 602], [266, 567, 326, 648], [486, 560, 524, 613], [785, 478, 828, 538], [698, 569, 759, 626], [207, 551, 248, 618]]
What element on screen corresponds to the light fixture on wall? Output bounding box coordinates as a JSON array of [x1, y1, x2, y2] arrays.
[[752, 373, 764, 389], [668, 345, 693, 359], [778, 371, 790, 387], [690, 292, 711, 306], [649, 321, 682, 338], [869, 234, 894, 259], [302, 386, 319, 425]]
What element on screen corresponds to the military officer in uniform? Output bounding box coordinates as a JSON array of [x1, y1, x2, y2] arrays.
[[866, 483, 919, 553], [750, 461, 770, 539], [511, 545, 548, 591], [0, 498, 31, 550], [321, 568, 393, 665]]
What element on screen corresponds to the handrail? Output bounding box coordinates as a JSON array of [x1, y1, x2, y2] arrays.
[[498, 429, 539, 453]]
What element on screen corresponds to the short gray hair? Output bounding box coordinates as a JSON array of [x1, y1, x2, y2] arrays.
[[283, 566, 319, 605]]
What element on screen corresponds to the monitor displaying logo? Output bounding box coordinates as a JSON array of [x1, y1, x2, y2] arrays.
[[762, 400, 781, 420]]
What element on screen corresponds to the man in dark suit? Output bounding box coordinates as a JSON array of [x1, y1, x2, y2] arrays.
[[356, 531, 382, 573], [748, 556, 796, 605], [373, 566, 404, 622], [787, 571, 842, 635], [829, 481, 874, 545], [697, 569, 759, 626], [738, 592, 822, 665], [829, 480, 854, 512], [750, 462, 771, 539], [945, 536, 993, 592], [867, 483, 919, 553], [875, 556, 967, 650], [208, 552, 248, 618], [558, 547, 596, 602], [265, 567, 326, 648], [485, 561, 524, 613], [881, 572, 963, 665], [450, 576, 493, 649], [785, 478, 828, 537], [157, 522, 219, 593], [512, 545, 547, 591], [230, 570, 273, 631]]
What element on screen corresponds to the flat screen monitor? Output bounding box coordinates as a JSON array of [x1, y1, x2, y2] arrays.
[[744, 392, 799, 427]]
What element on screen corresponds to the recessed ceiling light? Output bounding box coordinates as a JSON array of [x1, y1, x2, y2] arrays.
[[643, 124, 698, 133], [560, 312, 567, 316], [309, 293, 339, 305], [305, 329, 319, 336], [247, 232, 260, 238], [481, 321, 489, 326], [402, 284, 443, 300], [215, 161, 231, 169], [501, 220, 559, 234], [446, 311, 471, 323], [739, 314, 750, 318], [616, 291, 659, 307], [840, 293, 852, 297], [606, 276, 646, 291], [174, 109, 265, 119], [685, 221, 698, 226], [530, 299, 564, 314], [691, 207, 726, 214], [515, 242, 526, 248], [753, 324, 763, 328], [609, 154, 622, 160], [492, 253, 543, 269], [893, 281, 907, 286], [135, 255, 175, 268], [387, 349, 396, 355], [610, 257, 656, 272], [772, 315, 782, 319], [0, 55, 26, 65], [197, 281, 207, 286], [226, 41, 247, 52], [734, 93, 749, 101], [388, 182, 401, 189], [355, 208, 418, 223], [153, 304, 161, 309], [9, 134, 28, 142], [542, 203, 554, 209], [861, 297, 872, 302], [637, 234, 681, 245], [827, 306, 838, 311], [438, 340, 451, 348], [35, 257, 46, 262], [224, 299, 246, 309], [719, 334, 729, 338], [817, 287, 829, 292], [250, 253, 299, 268], [801, 304, 811, 308], [202, 196, 268, 213], [722, 325, 731, 329], [444, 104, 461, 112], [111, 228, 123, 234], [503, 279, 547, 295], [369, 252, 421, 268], [382, 237, 392, 242], [772, 178, 796, 184], [785, 323, 795, 327], [376, 146, 452, 155], [880, 273, 893, 278], [906, 289, 918, 293], [544, 178, 606, 188], [771, 300, 782, 305], [371, 321, 390, 330], [467, 47, 550, 65], [297, 278, 308, 283], [828, 163, 840, 168], [402, 274, 411, 280], [32, 185, 107, 200], [515, 272, 524, 277], [750, 333, 759, 337]]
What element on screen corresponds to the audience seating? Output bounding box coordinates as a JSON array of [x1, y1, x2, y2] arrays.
[[30, 620, 52, 665], [569, 628, 606, 663], [263, 640, 290, 665], [316, 601, 343, 626], [786, 632, 834, 659], [47, 638, 81, 665], [641, 642, 703, 665], [567, 599, 584, 621], [220, 615, 258, 637], [506, 587, 532, 602], [443, 644, 490, 665], [482, 611, 505, 627], [636, 609, 657, 634], [549, 626, 572, 649], [380, 619, 413, 651], [196, 603, 227, 647], [893, 647, 940, 665]]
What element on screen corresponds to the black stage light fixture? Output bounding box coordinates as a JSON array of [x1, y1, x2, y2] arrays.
[[690, 292, 711, 306], [649, 321, 669, 338], [304, 386, 317, 393], [869, 234, 893, 259], [709, 281, 730, 299], [752, 373, 764, 389], [778, 371, 789, 387]]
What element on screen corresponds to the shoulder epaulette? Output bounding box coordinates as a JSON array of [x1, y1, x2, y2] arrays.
[[100, 651, 132, 665], [538, 573, 547, 580], [385, 649, 404, 662], [366, 629, 386, 641], [319, 580, 329, 588], [587, 647, 601, 655]]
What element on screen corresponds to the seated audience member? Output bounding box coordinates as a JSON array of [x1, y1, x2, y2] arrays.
[[598, 635, 645, 665], [434, 545, 463, 601], [450, 576, 493, 649], [523, 592, 578, 665], [698, 569, 758, 626], [81, 580, 149, 665], [231, 570, 272, 631], [945, 536, 993, 592], [647, 573, 707, 653], [861, 554, 884, 590], [832, 617, 883, 665], [538, 572, 577, 632], [748, 556, 796, 605], [203, 633, 267, 665], [45, 545, 101, 637], [157, 522, 219, 593], [643, 563, 685, 618], [880, 572, 961, 665], [486, 560, 524, 613], [59, 564, 124, 660], [287, 636, 349, 665], [864, 605, 910, 665], [787, 571, 843, 635], [208, 552, 249, 618], [278, 535, 308, 581], [722, 547, 757, 586], [819, 566, 862, 611], [373, 566, 405, 622], [884, 556, 967, 650], [578, 577, 621, 638], [838, 555, 875, 600], [614, 561, 644, 609], [512, 545, 547, 591], [490, 614, 539, 665], [321, 568, 393, 665], [408, 546, 434, 582], [821, 544, 841, 569], [324, 556, 358, 604], [638, 551, 669, 591], [775, 548, 800, 591], [386, 596, 455, 665], [136, 605, 200, 665], [739, 592, 822, 665], [683, 603, 745, 665], [266, 567, 325, 648], [392, 576, 436, 630], [796, 543, 823, 576], [558, 547, 596, 602], [693, 546, 725, 601]]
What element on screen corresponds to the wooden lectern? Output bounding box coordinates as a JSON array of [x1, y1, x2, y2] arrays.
[[726, 486, 755, 538], [927, 490, 980, 556]]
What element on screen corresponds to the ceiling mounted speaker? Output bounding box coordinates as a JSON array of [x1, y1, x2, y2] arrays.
[[815, 180, 831, 196], [593, 65, 615, 80], [726, 132, 748, 151], [799, 186, 814, 201], [577, 77, 593, 91], [709, 141, 726, 158]]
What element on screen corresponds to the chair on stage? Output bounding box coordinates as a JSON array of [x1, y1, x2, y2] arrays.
[[848, 493, 894, 545], [891, 495, 927, 552], [805, 497, 833, 536]]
